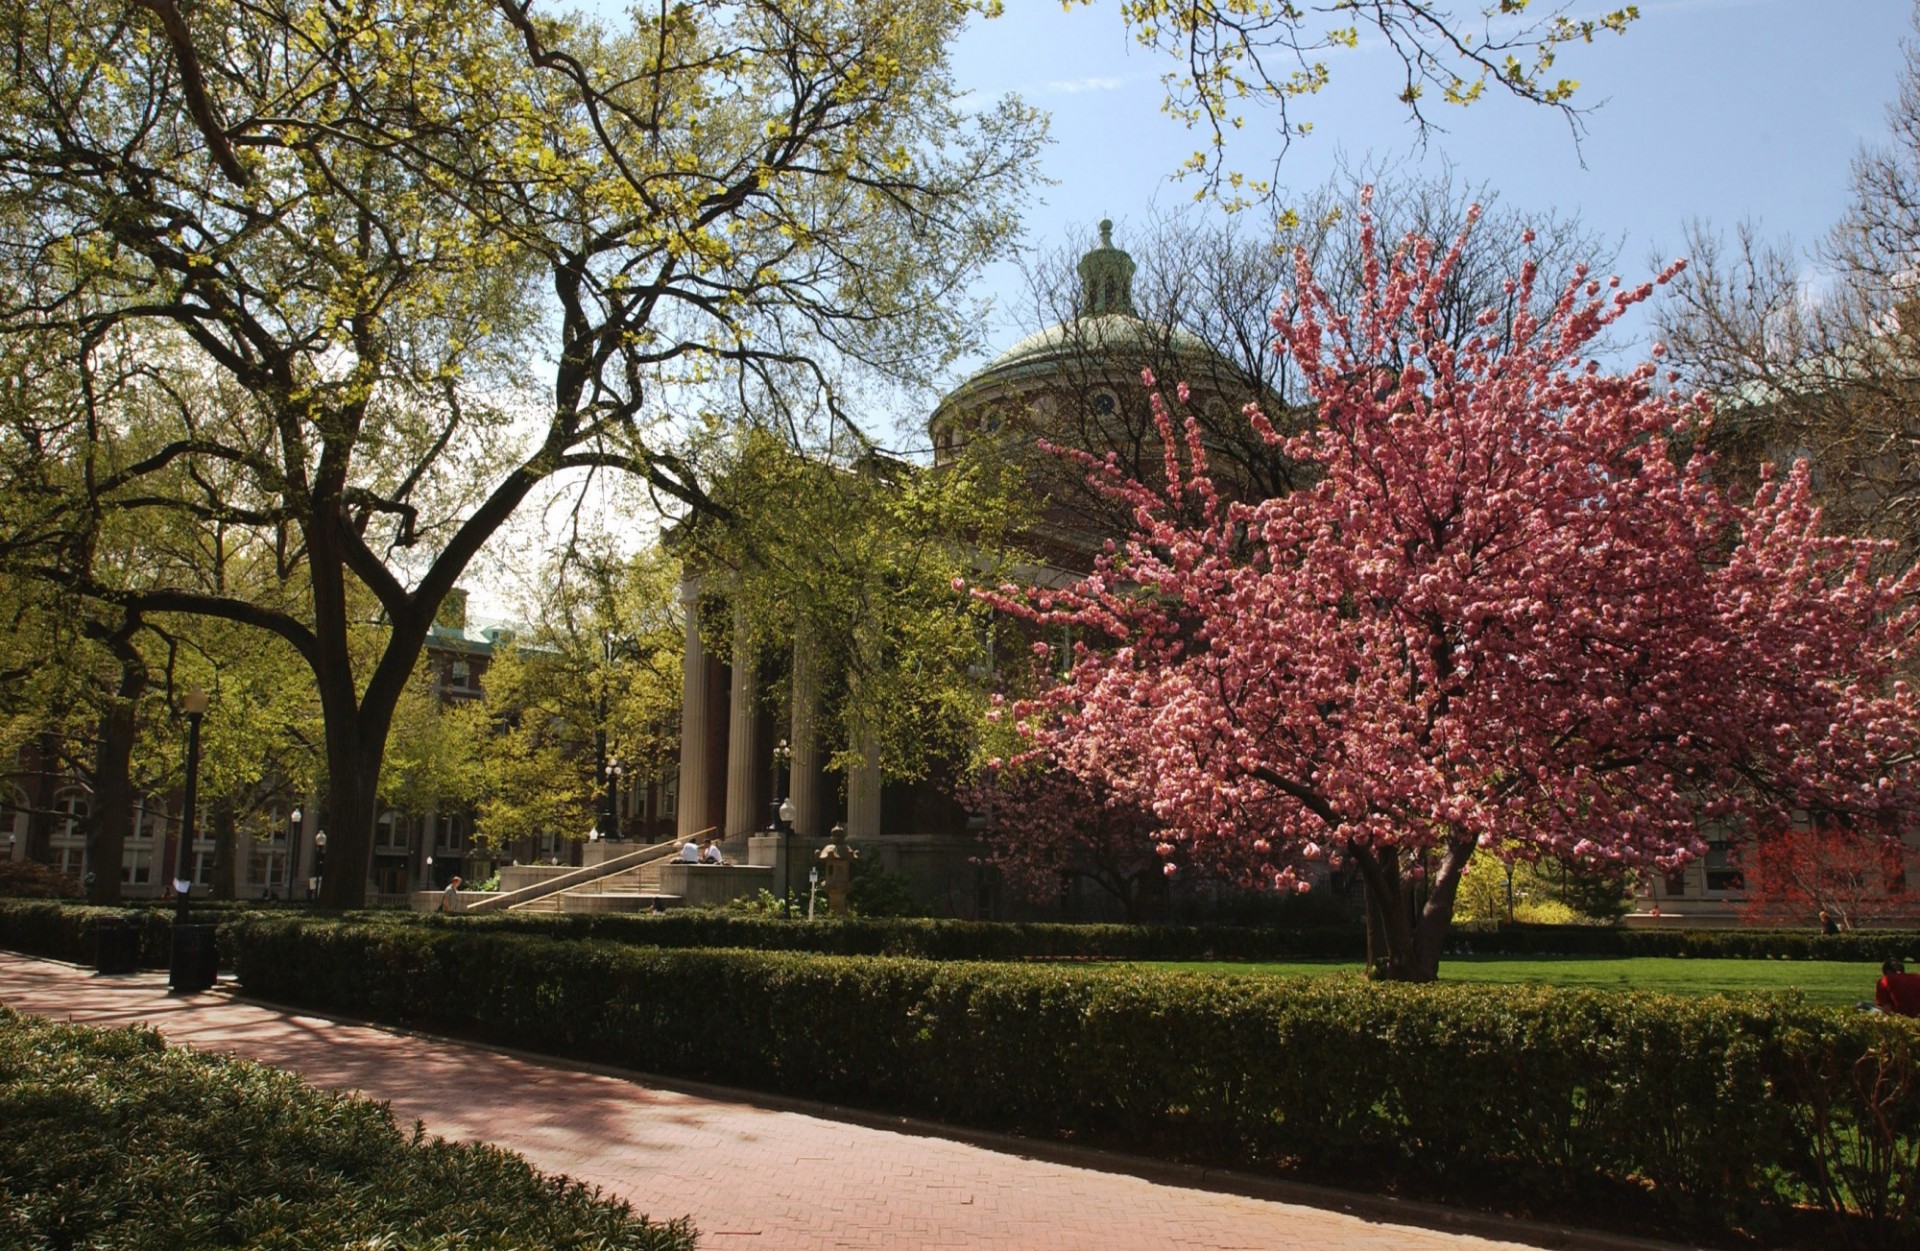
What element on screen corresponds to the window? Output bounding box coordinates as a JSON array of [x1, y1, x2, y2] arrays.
[[122, 846, 154, 885], [661, 776, 678, 819], [375, 809, 410, 854], [1704, 840, 1745, 892], [1663, 868, 1688, 898], [51, 788, 89, 876], [130, 797, 167, 844], [449, 659, 473, 690], [435, 812, 467, 853], [248, 847, 288, 890]]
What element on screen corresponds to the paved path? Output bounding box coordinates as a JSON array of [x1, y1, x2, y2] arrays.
[[0, 952, 1680, 1251]]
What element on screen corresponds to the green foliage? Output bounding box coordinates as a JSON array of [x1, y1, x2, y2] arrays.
[[1453, 853, 1631, 923], [468, 544, 686, 848], [694, 430, 1035, 785], [0, 859, 83, 901], [0, 1007, 693, 1250], [215, 914, 1918, 1244], [847, 863, 933, 918]]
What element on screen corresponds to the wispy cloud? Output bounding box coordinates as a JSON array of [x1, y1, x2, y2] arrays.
[[1044, 76, 1125, 95]]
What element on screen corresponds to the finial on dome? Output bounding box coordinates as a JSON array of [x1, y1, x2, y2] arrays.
[[1078, 218, 1136, 317]]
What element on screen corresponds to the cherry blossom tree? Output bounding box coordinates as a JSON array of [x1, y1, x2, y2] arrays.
[[1740, 822, 1920, 930], [977, 199, 1920, 982], [962, 765, 1163, 923]]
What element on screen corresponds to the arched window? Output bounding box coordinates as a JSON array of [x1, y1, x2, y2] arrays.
[[375, 809, 410, 853]]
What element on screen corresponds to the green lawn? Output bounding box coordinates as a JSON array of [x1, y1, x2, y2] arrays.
[[1140, 955, 1888, 1008]]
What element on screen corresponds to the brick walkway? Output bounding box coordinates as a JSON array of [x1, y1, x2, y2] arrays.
[[0, 952, 1684, 1251]]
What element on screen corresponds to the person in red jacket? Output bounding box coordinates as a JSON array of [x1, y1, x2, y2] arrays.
[[1875, 958, 1920, 1016]]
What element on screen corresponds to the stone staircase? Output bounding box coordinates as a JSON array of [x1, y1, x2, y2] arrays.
[[512, 849, 676, 914], [459, 836, 701, 916]]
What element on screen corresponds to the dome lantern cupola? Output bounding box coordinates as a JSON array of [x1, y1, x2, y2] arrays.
[[1076, 219, 1136, 317]]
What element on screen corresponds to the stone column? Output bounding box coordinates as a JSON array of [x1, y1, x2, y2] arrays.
[[723, 603, 759, 840], [675, 573, 712, 841], [787, 633, 821, 838], [845, 717, 882, 841]]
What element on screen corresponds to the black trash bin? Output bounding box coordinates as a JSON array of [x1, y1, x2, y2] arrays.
[[169, 923, 218, 993], [93, 918, 140, 975]]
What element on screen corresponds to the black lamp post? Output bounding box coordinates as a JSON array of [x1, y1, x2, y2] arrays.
[[172, 689, 208, 923], [602, 755, 624, 840], [284, 806, 302, 902], [767, 738, 792, 915], [310, 829, 327, 903], [167, 688, 214, 993]]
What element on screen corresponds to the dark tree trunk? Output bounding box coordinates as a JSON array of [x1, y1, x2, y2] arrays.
[[1353, 833, 1476, 983], [83, 698, 136, 905], [84, 628, 146, 905]]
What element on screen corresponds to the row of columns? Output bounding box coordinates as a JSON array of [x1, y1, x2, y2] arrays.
[[676, 573, 880, 844]]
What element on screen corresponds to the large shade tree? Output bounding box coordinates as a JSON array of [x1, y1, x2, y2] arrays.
[[0, 0, 1042, 906], [979, 201, 1920, 981]]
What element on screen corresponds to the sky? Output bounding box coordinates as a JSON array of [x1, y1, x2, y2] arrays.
[[941, 0, 1917, 379], [479, 0, 1918, 615]]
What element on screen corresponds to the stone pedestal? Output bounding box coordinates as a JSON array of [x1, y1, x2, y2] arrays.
[[657, 862, 773, 908]]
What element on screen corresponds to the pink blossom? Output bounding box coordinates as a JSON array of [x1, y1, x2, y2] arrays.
[[979, 197, 1920, 980]]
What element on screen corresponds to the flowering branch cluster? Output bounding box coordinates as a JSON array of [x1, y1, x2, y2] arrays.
[[972, 195, 1920, 972]]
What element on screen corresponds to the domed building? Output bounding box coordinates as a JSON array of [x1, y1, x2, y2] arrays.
[[659, 220, 1284, 916], [929, 219, 1288, 573]]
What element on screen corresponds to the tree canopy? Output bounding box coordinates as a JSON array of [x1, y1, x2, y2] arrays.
[[978, 198, 1920, 981], [0, 0, 1042, 905]]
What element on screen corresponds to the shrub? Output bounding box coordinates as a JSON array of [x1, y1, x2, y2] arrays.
[[220, 915, 1920, 1247], [0, 858, 83, 900], [0, 1006, 694, 1250]]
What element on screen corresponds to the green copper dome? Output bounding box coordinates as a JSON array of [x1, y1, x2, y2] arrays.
[[1076, 219, 1136, 316]]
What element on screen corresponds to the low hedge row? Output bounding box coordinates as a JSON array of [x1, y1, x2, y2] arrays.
[[5, 897, 1918, 969], [408, 909, 1372, 959], [1448, 921, 1920, 962], [226, 914, 1920, 1247], [0, 1005, 693, 1250], [404, 908, 1920, 964], [0, 899, 182, 968]]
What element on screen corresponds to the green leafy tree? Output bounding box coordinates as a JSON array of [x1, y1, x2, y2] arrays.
[[0, 0, 1042, 906], [693, 430, 1032, 790]]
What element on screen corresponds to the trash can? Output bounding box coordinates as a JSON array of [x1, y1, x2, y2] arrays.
[[93, 918, 141, 975], [168, 923, 218, 993]]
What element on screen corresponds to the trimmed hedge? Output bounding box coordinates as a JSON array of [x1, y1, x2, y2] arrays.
[[0, 900, 181, 968], [0, 1005, 694, 1250], [5, 896, 1919, 967], [224, 914, 1920, 1247], [400, 909, 1372, 960]]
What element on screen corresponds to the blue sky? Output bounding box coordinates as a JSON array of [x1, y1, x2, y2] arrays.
[[944, 0, 1916, 377]]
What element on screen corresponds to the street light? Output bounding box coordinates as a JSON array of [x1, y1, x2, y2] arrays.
[[310, 829, 327, 903], [169, 688, 212, 994], [173, 689, 209, 924], [779, 797, 796, 919], [603, 756, 624, 840], [284, 806, 302, 903], [768, 739, 792, 917]]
